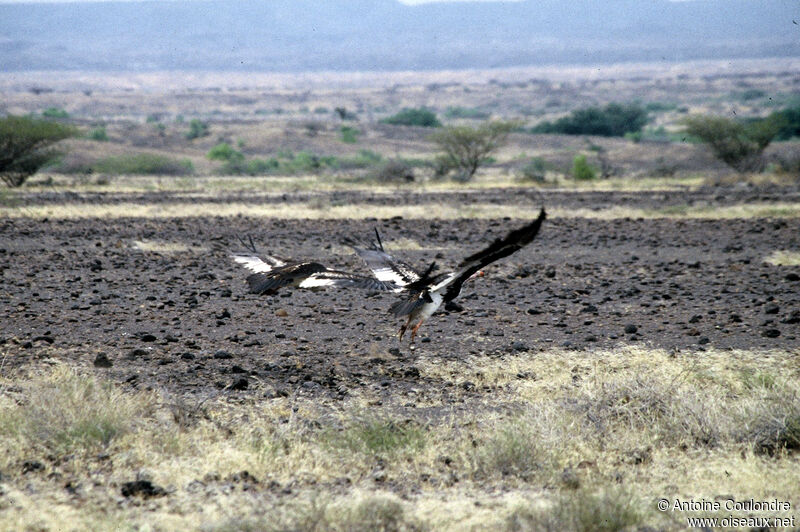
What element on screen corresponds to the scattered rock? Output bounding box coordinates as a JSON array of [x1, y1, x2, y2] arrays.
[[213, 350, 233, 360], [762, 329, 781, 338], [230, 378, 249, 390], [764, 303, 780, 315], [275, 309, 289, 317], [785, 273, 799, 282], [120, 480, 167, 499], [93, 353, 113, 368], [624, 324, 638, 334], [227, 470, 259, 484], [403, 367, 420, 378], [781, 310, 800, 324], [22, 461, 44, 474]]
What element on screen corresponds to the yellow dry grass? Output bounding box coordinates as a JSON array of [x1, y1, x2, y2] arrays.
[[1, 346, 798, 531], [764, 250, 800, 267], [4, 200, 800, 220]]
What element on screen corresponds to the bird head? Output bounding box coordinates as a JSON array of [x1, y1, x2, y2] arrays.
[[468, 270, 485, 281]]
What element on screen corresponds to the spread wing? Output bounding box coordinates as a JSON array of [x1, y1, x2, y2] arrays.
[[231, 253, 287, 274], [298, 270, 398, 291], [443, 208, 547, 300], [238, 259, 398, 295], [349, 229, 425, 290]]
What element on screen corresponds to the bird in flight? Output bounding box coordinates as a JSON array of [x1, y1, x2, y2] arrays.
[[352, 208, 546, 342], [231, 235, 396, 295]]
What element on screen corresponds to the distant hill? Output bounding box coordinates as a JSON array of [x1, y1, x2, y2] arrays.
[[0, 0, 797, 72]]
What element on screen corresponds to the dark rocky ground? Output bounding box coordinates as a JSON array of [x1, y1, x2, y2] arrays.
[[2, 187, 799, 402]]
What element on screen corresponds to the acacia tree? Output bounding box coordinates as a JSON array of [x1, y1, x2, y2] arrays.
[[682, 114, 780, 173], [1, 115, 76, 187], [430, 120, 520, 182]]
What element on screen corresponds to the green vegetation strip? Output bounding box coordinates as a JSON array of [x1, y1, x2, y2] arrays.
[[3, 201, 800, 219]]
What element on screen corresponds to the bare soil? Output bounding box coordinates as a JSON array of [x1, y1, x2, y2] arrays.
[[2, 187, 798, 404]]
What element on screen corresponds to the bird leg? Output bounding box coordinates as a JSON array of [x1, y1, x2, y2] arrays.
[[410, 321, 424, 342], [398, 316, 413, 340]]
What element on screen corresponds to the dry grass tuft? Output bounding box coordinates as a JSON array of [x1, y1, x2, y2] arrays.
[[764, 250, 800, 266], [204, 491, 421, 532], [0, 365, 157, 460], [324, 413, 427, 459], [506, 486, 644, 532]]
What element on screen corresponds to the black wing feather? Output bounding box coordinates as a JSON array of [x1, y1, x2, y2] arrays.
[[443, 208, 546, 301]]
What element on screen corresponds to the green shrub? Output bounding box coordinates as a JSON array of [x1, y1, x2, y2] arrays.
[[430, 120, 518, 182], [769, 105, 800, 140], [41, 107, 69, 119], [334, 107, 357, 121], [87, 127, 109, 141], [519, 157, 548, 182], [338, 149, 383, 170], [444, 106, 490, 120], [93, 154, 194, 176], [682, 114, 781, 172], [531, 102, 648, 137], [571, 154, 597, 180], [381, 107, 441, 127], [0, 115, 76, 187], [245, 158, 281, 175], [207, 143, 244, 163], [369, 160, 415, 183], [185, 119, 209, 140], [339, 125, 360, 143], [644, 101, 678, 112], [736, 88, 767, 102]]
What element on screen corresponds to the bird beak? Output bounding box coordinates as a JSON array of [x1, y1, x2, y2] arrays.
[[469, 270, 485, 280]]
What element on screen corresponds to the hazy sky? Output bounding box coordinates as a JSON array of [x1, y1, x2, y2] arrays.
[[1, 0, 524, 3]]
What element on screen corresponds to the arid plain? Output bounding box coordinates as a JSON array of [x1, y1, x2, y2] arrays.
[[1, 58, 799, 530]]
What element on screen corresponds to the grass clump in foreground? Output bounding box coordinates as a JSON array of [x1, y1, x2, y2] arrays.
[[507, 486, 643, 532], [0, 365, 156, 458], [324, 413, 427, 458], [206, 492, 419, 532]]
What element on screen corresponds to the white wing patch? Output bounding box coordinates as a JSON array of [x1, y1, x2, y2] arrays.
[[297, 274, 344, 288], [430, 271, 460, 293], [371, 266, 408, 286], [231, 253, 285, 273]]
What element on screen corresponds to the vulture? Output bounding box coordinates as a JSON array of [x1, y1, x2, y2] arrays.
[[351, 207, 546, 341], [231, 236, 396, 295]]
